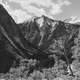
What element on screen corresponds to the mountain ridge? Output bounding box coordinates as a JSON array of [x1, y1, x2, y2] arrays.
[[0, 4, 80, 75]]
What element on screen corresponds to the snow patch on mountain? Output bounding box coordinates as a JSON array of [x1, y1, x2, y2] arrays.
[[64, 16, 80, 24]]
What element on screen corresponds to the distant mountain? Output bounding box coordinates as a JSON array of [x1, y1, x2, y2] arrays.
[[64, 17, 80, 24]]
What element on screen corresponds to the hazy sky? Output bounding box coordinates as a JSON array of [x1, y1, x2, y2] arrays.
[[0, 0, 80, 23]]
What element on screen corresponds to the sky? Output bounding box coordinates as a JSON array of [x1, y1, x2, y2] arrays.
[[0, 0, 80, 23]]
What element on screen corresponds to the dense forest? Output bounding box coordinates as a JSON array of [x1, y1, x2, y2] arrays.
[[0, 4, 80, 80]]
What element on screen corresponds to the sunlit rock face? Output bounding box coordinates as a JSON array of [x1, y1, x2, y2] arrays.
[[19, 15, 67, 46]]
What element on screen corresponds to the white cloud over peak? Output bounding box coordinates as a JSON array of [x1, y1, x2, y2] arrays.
[[9, 0, 71, 16], [0, 0, 71, 23]]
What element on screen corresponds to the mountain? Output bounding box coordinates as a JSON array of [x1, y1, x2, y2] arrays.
[[0, 4, 80, 75], [64, 17, 80, 24], [0, 4, 55, 73]]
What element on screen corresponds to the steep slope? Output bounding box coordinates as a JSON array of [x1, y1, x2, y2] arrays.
[[19, 15, 80, 75]]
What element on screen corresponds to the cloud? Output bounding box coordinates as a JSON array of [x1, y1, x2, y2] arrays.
[[12, 9, 32, 23], [49, 0, 71, 16], [0, 1, 31, 23], [57, 0, 71, 6], [9, 0, 71, 16], [0, 0, 71, 23]]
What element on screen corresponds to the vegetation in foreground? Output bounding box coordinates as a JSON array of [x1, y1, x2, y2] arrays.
[[0, 58, 80, 80]]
